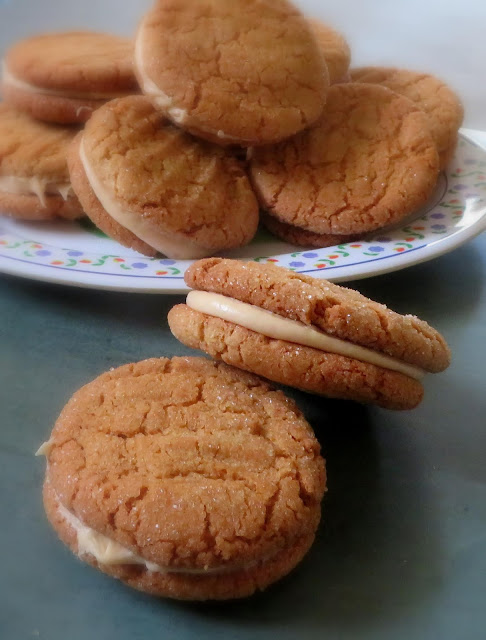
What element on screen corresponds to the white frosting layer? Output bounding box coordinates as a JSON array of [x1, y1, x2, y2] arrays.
[[79, 139, 212, 259], [2, 62, 130, 100], [186, 291, 426, 380], [0, 175, 73, 207], [35, 439, 54, 457]]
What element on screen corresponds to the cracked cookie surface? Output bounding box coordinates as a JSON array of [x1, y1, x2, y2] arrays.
[[42, 357, 326, 600], [69, 96, 259, 257], [135, 0, 329, 145], [3, 31, 138, 124], [250, 83, 440, 235], [350, 67, 464, 169], [0, 104, 83, 220]]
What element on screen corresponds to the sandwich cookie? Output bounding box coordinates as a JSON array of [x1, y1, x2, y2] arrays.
[[68, 96, 259, 258], [135, 0, 329, 146], [38, 357, 326, 600], [168, 259, 451, 410], [350, 67, 464, 169], [249, 83, 440, 237], [308, 19, 351, 84], [0, 104, 83, 220], [2, 31, 138, 124], [262, 213, 358, 248]]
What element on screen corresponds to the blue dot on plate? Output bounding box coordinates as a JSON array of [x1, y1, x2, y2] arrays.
[[289, 261, 305, 267], [432, 224, 446, 230], [131, 262, 148, 269], [301, 252, 318, 258], [159, 259, 176, 265], [454, 184, 468, 190], [67, 250, 83, 257], [368, 246, 385, 252], [431, 213, 445, 219], [35, 250, 51, 257]]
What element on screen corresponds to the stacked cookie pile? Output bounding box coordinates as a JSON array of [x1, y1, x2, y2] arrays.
[[0, 0, 463, 257]]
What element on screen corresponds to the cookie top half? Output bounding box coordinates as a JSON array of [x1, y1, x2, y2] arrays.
[[43, 357, 325, 574], [70, 96, 259, 258], [3, 31, 137, 95], [250, 83, 440, 235], [184, 258, 451, 373], [135, 0, 329, 146]]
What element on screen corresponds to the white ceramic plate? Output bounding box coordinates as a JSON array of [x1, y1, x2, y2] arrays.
[[0, 130, 485, 293]]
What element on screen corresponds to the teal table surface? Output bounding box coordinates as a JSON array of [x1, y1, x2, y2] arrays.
[[1, 231, 485, 640]]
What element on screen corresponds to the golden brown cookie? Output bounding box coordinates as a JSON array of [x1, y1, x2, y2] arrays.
[[308, 19, 351, 84], [0, 104, 83, 220], [39, 356, 326, 600], [2, 31, 138, 124], [68, 96, 259, 258], [168, 259, 451, 410], [263, 213, 359, 248], [249, 83, 440, 236], [135, 0, 329, 146], [350, 67, 464, 169]]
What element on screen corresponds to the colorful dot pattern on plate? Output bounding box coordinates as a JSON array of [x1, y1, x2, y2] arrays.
[[0, 134, 485, 291]]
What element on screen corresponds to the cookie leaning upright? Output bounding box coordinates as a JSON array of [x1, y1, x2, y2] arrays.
[[2, 31, 138, 124], [350, 67, 464, 169], [0, 104, 83, 220], [135, 0, 329, 146], [68, 96, 259, 258], [39, 357, 326, 600], [250, 83, 440, 239], [168, 259, 451, 410], [308, 19, 351, 84]]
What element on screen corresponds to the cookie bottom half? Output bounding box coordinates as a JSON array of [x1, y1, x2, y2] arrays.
[[168, 304, 424, 410], [0, 190, 84, 221], [44, 480, 317, 601]]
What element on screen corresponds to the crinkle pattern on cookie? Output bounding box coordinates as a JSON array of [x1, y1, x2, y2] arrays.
[[135, 0, 329, 145], [350, 67, 464, 169], [42, 357, 326, 600], [250, 83, 440, 235]]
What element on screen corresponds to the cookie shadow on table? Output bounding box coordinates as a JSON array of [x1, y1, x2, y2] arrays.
[[171, 393, 444, 631]]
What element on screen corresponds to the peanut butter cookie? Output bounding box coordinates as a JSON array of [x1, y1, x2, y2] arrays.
[[309, 19, 351, 84], [2, 31, 138, 124], [0, 104, 83, 220], [250, 83, 440, 236], [135, 0, 329, 146], [39, 357, 326, 600], [68, 96, 259, 258], [168, 259, 451, 410]]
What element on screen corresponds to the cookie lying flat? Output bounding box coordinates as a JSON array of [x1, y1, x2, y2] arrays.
[[308, 19, 351, 84], [350, 67, 464, 169], [0, 104, 83, 220], [38, 357, 326, 600], [68, 96, 259, 258], [250, 83, 440, 236], [168, 259, 451, 410], [263, 213, 358, 248], [135, 0, 329, 146], [2, 31, 138, 124]]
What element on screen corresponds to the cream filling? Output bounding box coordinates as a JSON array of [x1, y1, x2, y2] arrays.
[[54, 493, 257, 575], [79, 139, 212, 259], [2, 62, 130, 100], [186, 291, 426, 380], [0, 175, 73, 207], [35, 439, 55, 457]]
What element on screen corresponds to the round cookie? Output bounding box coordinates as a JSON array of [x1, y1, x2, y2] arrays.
[[2, 31, 138, 124], [68, 96, 259, 258], [39, 356, 326, 600], [135, 0, 329, 146], [263, 213, 359, 248], [168, 258, 451, 410], [249, 83, 440, 236], [308, 19, 351, 84], [350, 67, 464, 169], [0, 104, 83, 220]]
